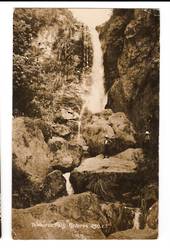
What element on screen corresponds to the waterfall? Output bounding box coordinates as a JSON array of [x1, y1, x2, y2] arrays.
[[70, 9, 112, 139], [85, 26, 107, 113], [133, 208, 141, 230], [77, 103, 86, 142], [63, 172, 74, 195], [76, 27, 108, 140]]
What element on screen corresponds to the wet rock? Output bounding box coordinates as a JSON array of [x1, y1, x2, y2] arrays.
[[12, 192, 107, 239], [70, 154, 139, 201], [12, 117, 66, 208], [43, 170, 67, 202], [82, 110, 136, 156], [146, 201, 158, 229]]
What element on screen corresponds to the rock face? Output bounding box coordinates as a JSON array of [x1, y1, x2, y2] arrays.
[[100, 202, 136, 235], [48, 137, 83, 173], [140, 183, 158, 210], [82, 109, 136, 156], [115, 148, 144, 164], [43, 170, 67, 201], [13, 8, 93, 151], [99, 9, 159, 149], [12, 191, 142, 239], [70, 153, 140, 201], [13, 9, 92, 120], [12, 117, 66, 208], [107, 228, 158, 239], [12, 192, 107, 239], [146, 201, 158, 229]]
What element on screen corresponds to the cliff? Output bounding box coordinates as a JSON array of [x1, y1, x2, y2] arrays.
[[13, 8, 92, 121], [99, 9, 159, 150]]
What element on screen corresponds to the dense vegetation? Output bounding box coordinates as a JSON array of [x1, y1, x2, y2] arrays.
[[13, 8, 92, 120]]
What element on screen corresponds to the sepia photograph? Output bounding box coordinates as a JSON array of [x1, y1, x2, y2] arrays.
[[12, 8, 159, 239]]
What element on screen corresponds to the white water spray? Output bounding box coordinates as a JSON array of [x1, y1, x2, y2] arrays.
[[85, 26, 108, 113], [63, 172, 74, 195], [77, 104, 86, 142], [133, 208, 141, 230], [70, 9, 112, 140]]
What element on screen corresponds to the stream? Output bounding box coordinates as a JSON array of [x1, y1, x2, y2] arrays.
[[63, 172, 74, 195]]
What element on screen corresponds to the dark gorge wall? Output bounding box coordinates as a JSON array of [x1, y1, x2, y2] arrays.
[[99, 9, 159, 150]]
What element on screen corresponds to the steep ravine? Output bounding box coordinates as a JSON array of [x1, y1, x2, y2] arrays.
[[12, 8, 158, 239]]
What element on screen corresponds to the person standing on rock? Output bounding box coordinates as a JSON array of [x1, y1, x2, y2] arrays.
[[103, 135, 111, 158], [143, 130, 151, 154]]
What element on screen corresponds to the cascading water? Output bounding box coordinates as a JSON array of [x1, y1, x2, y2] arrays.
[[63, 172, 74, 195], [70, 9, 112, 141], [133, 208, 141, 230], [85, 26, 108, 114], [77, 103, 86, 142]]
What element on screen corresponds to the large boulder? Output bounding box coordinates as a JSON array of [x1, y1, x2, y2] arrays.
[[43, 170, 67, 201], [12, 191, 149, 239], [140, 183, 158, 210], [115, 148, 144, 164], [54, 108, 79, 124], [52, 123, 71, 138], [48, 136, 66, 152], [82, 110, 136, 156], [146, 201, 158, 229], [12, 117, 66, 208], [70, 153, 140, 201], [107, 228, 158, 239], [12, 192, 107, 239], [49, 137, 83, 173], [99, 202, 136, 236]]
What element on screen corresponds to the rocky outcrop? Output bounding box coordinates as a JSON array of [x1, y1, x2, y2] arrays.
[[115, 148, 144, 164], [13, 9, 92, 122], [100, 202, 137, 235], [12, 117, 66, 208], [146, 201, 158, 229], [13, 191, 144, 239], [140, 183, 158, 210], [43, 170, 67, 201], [48, 137, 83, 173], [12, 192, 107, 239], [107, 228, 158, 239], [99, 9, 159, 149], [70, 153, 141, 201], [82, 109, 136, 156]]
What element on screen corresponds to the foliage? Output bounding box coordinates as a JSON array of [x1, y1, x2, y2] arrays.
[[13, 8, 93, 120]]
